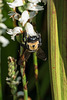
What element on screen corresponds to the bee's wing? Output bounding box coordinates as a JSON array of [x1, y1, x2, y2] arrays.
[[24, 50, 31, 61], [18, 50, 31, 65], [37, 48, 47, 61]]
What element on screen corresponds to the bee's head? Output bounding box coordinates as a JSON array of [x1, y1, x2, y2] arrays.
[[27, 41, 39, 51], [27, 36, 38, 43], [26, 34, 42, 52]]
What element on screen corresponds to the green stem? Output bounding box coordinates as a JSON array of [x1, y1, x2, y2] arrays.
[[20, 46, 28, 100], [33, 52, 40, 100], [0, 48, 2, 100], [13, 95, 16, 100]]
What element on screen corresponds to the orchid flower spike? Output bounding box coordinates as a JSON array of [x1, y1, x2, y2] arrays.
[[19, 10, 37, 26], [28, 0, 41, 4], [7, 27, 23, 40], [7, 0, 25, 9], [27, 3, 44, 11], [0, 36, 9, 47], [25, 22, 37, 36]]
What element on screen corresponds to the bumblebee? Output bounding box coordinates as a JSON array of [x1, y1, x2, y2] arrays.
[[18, 33, 47, 65], [24, 34, 41, 52]]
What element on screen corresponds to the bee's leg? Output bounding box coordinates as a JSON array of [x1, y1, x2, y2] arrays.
[[18, 50, 31, 65], [20, 42, 26, 49]]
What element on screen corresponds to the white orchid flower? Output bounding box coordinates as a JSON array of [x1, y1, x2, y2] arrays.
[[0, 36, 9, 47], [19, 10, 37, 26], [7, 27, 23, 40], [19, 10, 29, 26], [0, 23, 7, 29], [27, 3, 44, 11], [7, 0, 25, 9], [25, 22, 37, 36], [28, 0, 41, 4]]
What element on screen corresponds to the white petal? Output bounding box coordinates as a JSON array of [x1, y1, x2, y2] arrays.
[[27, 3, 44, 11], [8, 11, 15, 16], [0, 29, 6, 35], [25, 22, 37, 36], [19, 11, 37, 26], [12, 81, 19, 85], [7, 27, 23, 35], [6, 77, 11, 81], [28, 0, 41, 4], [7, 27, 23, 40], [0, 36, 9, 47], [0, 23, 7, 29], [13, 27, 23, 33], [2, 18, 7, 22], [7, 29, 13, 35], [17, 76, 21, 81], [17, 91, 24, 97], [7, 0, 25, 8], [29, 11, 37, 18], [19, 10, 29, 26], [11, 36, 15, 40]]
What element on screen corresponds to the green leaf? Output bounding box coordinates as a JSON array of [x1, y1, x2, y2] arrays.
[[47, 0, 67, 100]]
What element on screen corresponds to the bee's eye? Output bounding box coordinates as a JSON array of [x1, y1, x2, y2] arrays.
[[32, 45, 35, 48]]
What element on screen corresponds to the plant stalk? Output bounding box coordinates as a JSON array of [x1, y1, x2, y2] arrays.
[[13, 95, 16, 100], [33, 52, 40, 100], [20, 46, 28, 100]]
